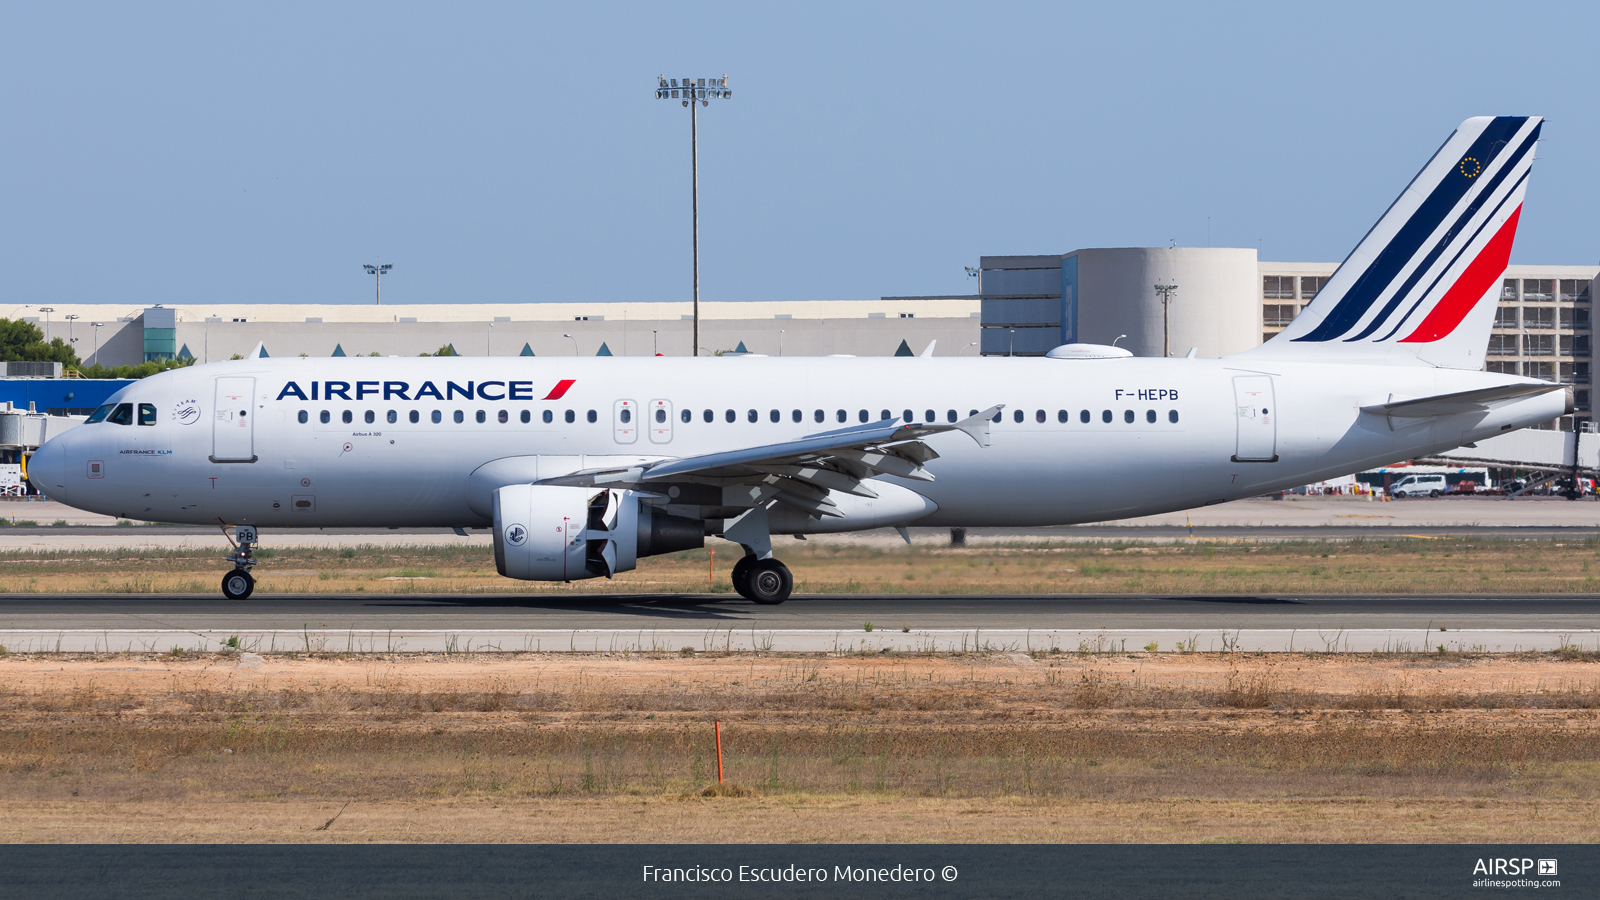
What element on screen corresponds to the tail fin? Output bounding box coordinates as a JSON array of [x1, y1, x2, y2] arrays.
[[1238, 116, 1541, 368]]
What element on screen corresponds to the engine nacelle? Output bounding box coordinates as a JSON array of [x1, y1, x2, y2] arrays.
[[492, 484, 703, 581]]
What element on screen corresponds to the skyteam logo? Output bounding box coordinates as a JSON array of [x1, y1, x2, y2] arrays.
[[172, 400, 201, 425], [1291, 116, 1539, 345], [504, 523, 527, 547]]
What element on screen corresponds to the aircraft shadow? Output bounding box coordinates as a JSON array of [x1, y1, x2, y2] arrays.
[[364, 593, 762, 621]]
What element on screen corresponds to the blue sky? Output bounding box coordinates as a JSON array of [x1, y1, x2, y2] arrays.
[[1, 1, 1595, 308]]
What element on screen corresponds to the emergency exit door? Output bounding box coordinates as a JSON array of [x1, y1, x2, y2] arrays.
[[613, 399, 639, 444], [212, 377, 256, 462], [1232, 375, 1278, 462], [648, 399, 673, 444]]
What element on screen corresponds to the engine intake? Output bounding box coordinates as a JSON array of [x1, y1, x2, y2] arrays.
[[493, 484, 703, 581]]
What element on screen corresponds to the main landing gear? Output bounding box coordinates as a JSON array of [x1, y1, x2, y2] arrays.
[[731, 554, 793, 604], [220, 524, 258, 600]]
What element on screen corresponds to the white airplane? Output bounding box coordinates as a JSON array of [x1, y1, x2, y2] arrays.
[[28, 116, 1565, 604]]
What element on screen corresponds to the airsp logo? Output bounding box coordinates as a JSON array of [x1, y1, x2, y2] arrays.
[[172, 400, 201, 425], [504, 524, 527, 547]]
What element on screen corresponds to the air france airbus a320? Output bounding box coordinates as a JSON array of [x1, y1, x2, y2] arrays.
[[28, 116, 1566, 604]]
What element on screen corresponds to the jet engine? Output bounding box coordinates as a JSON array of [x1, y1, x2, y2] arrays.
[[492, 484, 703, 581]]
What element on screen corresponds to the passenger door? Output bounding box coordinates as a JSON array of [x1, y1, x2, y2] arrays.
[[1232, 375, 1277, 462], [613, 399, 638, 444], [648, 399, 673, 444], [212, 377, 256, 462]]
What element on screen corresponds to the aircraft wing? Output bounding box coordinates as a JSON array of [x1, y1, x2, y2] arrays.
[[548, 406, 1002, 519], [1361, 383, 1565, 419]]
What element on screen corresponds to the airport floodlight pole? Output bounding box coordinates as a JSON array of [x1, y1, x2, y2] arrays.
[[656, 74, 732, 357], [363, 263, 393, 305], [1154, 284, 1179, 357], [90, 323, 102, 366], [562, 333, 578, 356], [965, 266, 981, 294], [38, 307, 54, 342], [65, 315, 79, 353]]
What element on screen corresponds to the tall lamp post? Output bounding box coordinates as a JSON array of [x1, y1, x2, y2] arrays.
[[90, 323, 103, 367], [1154, 284, 1179, 357], [64, 315, 79, 358], [38, 307, 54, 343], [363, 263, 393, 305], [656, 74, 732, 356]]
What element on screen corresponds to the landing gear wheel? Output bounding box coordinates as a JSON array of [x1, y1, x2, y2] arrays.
[[221, 570, 255, 600], [730, 554, 756, 600], [746, 559, 793, 605]]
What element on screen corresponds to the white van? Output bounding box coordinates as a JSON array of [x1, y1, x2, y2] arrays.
[[1388, 474, 1449, 498]]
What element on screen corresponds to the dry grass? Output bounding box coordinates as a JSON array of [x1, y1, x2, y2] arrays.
[[4, 535, 1600, 595], [1, 652, 1599, 842]]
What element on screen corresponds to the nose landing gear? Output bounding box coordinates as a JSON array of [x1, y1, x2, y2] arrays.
[[220, 524, 258, 600]]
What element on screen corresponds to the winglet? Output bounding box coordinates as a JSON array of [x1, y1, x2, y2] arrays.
[[919, 340, 937, 358], [954, 405, 1004, 448]]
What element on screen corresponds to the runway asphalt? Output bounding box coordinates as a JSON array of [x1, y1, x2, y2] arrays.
[[3, 592, 1596, 654]]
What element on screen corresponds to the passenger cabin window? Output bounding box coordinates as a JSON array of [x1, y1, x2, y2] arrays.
[[411, 411, 421, 423], [475, 410, 486, 424], [564, 410, 575, 423], [321, 411, 332, 424], [858, 410, 868, 423], [1080, 410, 1089, 423], [1169, 410, 1179, 423], [769, 410, 779, 423], [342, 410, 353, 424], [454, 410, 464, 424], [107, 403, 133, 425], [1101, 410, 1112, 423], [544, 411, 554, 424], [703, 409, 713, 423], [903, 409, 914, 422], [1146, 409, 1156, 423], [681, 409, 691, 423], [387, 410, 397, 424], [138, 404, 156, 426], [365, 410, 376, 424], [1036, 410, 1045, 423], [725, 409, 736, 423], [924, 409, 934, 422], [836, 410, 846, 423], [1123, 410, 1134, 423], [520, 410, 530, 423], [586, 410, 597, 423], [432, 411, 443, 424], [747, 409, 758, 423], [814, 410, 824, 423], [1057, 410, 1068, 423], [298, 410, 308, 424], [791, 410, 801, 423], [498, 410, 508, 423], [1012, 410, 1023, 423], [85, 404, 112, 424]]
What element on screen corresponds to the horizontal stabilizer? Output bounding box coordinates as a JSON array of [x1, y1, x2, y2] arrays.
[[1361, 382, 1564, 419]]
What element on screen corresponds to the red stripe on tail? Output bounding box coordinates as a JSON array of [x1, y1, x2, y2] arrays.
[[1399, 205, 1522, 343], [542, 379, 576, 400]]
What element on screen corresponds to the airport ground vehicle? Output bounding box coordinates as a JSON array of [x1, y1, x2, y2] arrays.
[[1388, 474, 1450, 498], [27, 117, 1567, 603]]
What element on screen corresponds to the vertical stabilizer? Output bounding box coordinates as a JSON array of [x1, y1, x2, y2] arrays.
[[1237, 116, 1541, 368]]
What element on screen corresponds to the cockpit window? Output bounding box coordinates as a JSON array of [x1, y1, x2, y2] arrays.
[[137, 404, 156, 426], [85, 404, 113, 424], [106, 403, 134, 426]]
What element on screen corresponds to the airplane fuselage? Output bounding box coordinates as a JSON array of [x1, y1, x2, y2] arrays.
[[29, 355, 1566, 529]]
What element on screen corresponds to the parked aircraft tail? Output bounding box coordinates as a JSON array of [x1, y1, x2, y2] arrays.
[[1237, 116, 1541, 369]]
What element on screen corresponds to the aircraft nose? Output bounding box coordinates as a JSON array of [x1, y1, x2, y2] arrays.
[[27, 438, 67, 502]]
